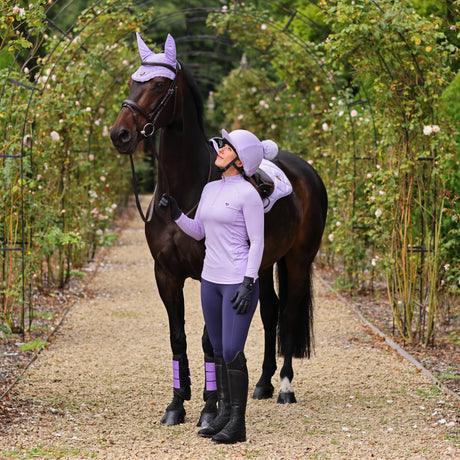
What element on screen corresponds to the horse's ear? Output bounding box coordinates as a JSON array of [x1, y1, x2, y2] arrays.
[[136, 32, 153, 62], [164, 34, 176, 63]]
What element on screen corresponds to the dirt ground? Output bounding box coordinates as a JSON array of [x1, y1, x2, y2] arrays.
[[0, 198, 459, 459]]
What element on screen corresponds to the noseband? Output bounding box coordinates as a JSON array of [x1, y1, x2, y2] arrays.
[[121, 61, 181, 137], [120, 60, 212, 224]]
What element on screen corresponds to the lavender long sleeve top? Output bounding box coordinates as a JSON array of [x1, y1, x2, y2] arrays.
[[175, 174, 264, 284]]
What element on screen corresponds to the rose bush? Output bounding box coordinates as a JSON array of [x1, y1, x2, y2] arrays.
[[207, 0, 459, 345], [1, 0, 153, 332]]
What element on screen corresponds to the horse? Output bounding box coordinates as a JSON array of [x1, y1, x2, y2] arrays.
[[110, 35, 328, 427]]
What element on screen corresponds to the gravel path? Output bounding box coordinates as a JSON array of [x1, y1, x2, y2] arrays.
[[1, 201, 459, 459]]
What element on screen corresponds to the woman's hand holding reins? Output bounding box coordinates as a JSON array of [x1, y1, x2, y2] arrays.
[[231, 276, 255, 314], [159, 193, 182, 220]]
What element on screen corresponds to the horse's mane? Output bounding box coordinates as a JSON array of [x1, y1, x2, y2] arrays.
[[179, 60, 205, 134]]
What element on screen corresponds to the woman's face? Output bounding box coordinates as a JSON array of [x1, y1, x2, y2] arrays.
[[215, 143, 240, 172]]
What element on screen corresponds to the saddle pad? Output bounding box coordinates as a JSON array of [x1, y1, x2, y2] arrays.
[[259, 159, 293, 213]]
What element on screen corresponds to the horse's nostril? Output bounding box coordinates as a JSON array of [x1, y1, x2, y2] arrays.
[[119, 129, 131, 144]]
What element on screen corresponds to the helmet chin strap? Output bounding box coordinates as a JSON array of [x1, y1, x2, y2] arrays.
[[218, 156, 245, 175]]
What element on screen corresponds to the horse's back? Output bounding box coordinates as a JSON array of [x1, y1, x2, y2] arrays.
[[273, 149, 327, 214], [262, 150, 327, 265], [276, 150, 327, 214]]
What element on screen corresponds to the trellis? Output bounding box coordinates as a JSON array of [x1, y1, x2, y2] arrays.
[[0, 0, 446, 345]]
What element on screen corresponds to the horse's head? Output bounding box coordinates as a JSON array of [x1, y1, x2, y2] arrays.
[[110, 33, 180, 155]]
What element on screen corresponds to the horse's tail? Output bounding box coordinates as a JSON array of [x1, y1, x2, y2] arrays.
[[276, 257, 314, 359]]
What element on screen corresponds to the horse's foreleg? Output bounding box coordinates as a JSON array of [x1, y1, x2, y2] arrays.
[[197, 325, 217, 427], [165, 352, 191, 424], [253, 266, 278, 400], [155, 266, 190, 425]]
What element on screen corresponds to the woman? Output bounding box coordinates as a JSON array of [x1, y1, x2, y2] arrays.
[[159, 129, 276, 444]]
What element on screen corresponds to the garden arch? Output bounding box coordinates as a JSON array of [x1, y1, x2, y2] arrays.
[[1, 0, 448, 347]]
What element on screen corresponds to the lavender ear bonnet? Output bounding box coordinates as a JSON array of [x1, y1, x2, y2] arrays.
[[131, 33, 177, 82]]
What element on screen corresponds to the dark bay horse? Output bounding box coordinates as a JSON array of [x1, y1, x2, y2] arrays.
[[110, 39, 327, 427]]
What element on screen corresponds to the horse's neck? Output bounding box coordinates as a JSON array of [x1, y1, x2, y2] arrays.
[[157, 125, 212, 209]]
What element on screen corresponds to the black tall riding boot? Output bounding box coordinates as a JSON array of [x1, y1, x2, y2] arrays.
[[212, 352, 248, 444], [198, 356, 231, 437]]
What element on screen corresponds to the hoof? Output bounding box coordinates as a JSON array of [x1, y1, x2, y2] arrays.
[[252, 384, 274, 400], [196, 411, 216, 428], [161, 409, 186, 426], [277, 392, 297, 404], [212, 431, 246, 444]]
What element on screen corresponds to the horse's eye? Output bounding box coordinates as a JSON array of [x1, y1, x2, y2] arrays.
[[154, 81, 166, 91]]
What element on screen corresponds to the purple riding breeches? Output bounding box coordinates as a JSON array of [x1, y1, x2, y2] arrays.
[[201, 278, 259, 363]]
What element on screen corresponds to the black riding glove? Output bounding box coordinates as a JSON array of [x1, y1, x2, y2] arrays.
[[159, 193, 182, 220], [231, 276, 255, 315]]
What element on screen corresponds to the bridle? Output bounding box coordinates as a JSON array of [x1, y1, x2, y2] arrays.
[[121, 61, 180, 139], [120, 60, 213, 223]]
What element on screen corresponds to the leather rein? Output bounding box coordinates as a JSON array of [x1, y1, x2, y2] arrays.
[[120, 61, 212, 222]]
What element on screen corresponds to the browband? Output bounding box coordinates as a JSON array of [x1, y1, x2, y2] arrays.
[[140, 61, 181, 74]]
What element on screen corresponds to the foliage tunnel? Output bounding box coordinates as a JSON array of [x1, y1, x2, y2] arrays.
[[1, 0, 459, 345]]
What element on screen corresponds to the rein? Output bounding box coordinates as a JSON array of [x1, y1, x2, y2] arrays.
[[129, 153, 150, 222], [129, 150, 213, 223], [122, 60, 213, 223]]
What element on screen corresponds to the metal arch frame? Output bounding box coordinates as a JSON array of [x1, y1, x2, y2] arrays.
[[235, 1, 433, 224], [0, 0, 438, 334], [135, 2, 342, 117], [172, 0, 438, 306], [0, 0, 133, 331]]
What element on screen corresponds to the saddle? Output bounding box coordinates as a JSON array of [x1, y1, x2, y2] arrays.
[[249, 168, 275, 199]]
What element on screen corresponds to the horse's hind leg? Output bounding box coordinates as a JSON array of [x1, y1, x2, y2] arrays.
[[277, 255, 314, 404], [253, 265, 279, 400], [197, 325, 217, 427]]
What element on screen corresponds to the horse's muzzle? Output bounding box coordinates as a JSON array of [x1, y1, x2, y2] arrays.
[[110, 125, 136, 154]]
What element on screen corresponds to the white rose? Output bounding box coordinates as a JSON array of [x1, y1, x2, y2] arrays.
[[50, 131, 60, 141], [423, 125, 433, 135]]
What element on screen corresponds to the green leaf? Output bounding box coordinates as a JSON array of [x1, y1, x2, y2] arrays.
[[18, 339, 48, 352]]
